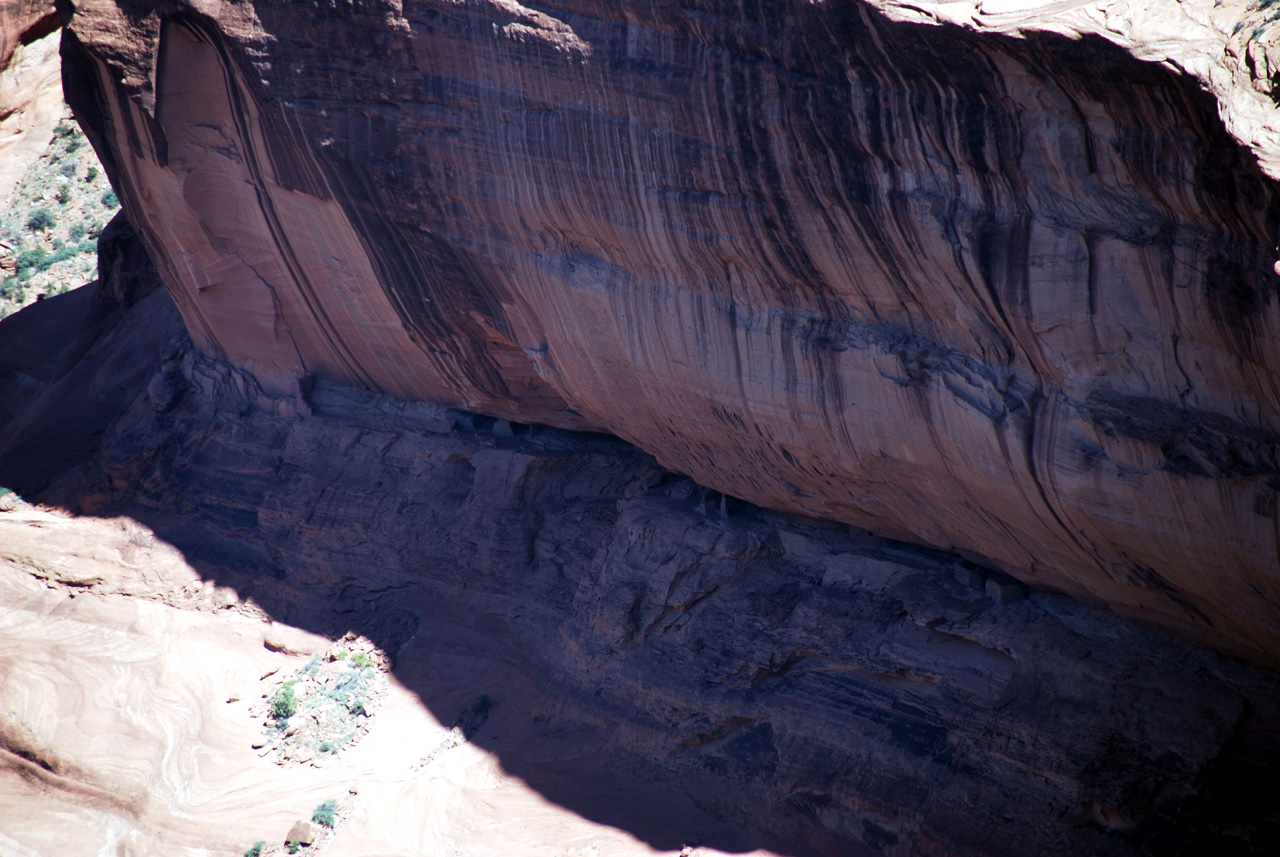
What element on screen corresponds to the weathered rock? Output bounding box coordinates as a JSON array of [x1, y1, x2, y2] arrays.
[[2, 265, 1279, 854], [41, 321, 1280, 854], [285, 819, 316, 845], [0, 0, 59, 200], [0, 215, 177, 493], [55, 0, 1280, 665]]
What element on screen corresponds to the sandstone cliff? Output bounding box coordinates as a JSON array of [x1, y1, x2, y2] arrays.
[[2, 272, 1278, 856], [54, 0, 1280, 666]]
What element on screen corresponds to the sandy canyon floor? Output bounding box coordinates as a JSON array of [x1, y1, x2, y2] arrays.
[[0, 501, 755, 857]]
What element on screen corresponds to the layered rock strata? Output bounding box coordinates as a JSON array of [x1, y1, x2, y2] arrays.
[[1, 281, 1276, 856], [55, 0, 1280, 665]]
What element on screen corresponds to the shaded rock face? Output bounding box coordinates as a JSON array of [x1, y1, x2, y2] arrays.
[[58, 1, 1280, 664], [0, 213, 171, 489], [9, 288, 1275, 857]]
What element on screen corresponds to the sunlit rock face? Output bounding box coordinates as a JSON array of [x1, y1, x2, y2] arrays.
[[59, 0, 1280, 665], [0, 1, 60, 200]]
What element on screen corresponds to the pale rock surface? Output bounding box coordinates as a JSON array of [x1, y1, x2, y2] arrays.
[[52, 0, 1280, 666], [0, 1, 59, 201], [0, 504, 764, 857]]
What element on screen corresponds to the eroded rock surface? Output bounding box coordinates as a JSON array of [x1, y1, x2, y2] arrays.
[[0, 1, 59, 200], [0, 279, 1274, 856], [53, 0, 1280, 665]]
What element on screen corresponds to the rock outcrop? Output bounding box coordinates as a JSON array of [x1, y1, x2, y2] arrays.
[[0, 0, 60, 200], [54, 0, 1280, 666], [1, 278, 1277, 856]]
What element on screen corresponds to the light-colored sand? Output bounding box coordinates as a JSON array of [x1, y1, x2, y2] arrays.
[[0, 503, 771, 857]]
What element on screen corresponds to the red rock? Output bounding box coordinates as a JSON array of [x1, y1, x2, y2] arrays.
[[49, 1, 1280, 666]]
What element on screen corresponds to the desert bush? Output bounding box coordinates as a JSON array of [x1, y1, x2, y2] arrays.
[[101, 189, 118, 208], [69, 223, 86, 241], [270, 682, 298, 720], [244, 841, 265, 857], [86, 166, 99, 182], [56, 186, 73, 205], [312, 798, 339, 828], [26, 209, 54, 231], [15, 247, 45, 278]]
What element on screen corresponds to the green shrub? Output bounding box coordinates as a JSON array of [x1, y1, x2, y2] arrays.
[[26, 209, 54, 231], [66, 137, 81, 153], [350, 651, 372, 669], [86, 166, 99, 182], [287, 841, 300, 854], [244, 841, 265, 857], [0, 277, 19, 297], [54, 120, 75, 138], [101, 189, 118, 208], [312, 798, 339, 828], [69, 223, 86, 241], [15, 247, 45, 278], [30, 241, 95, 274], [56, 186, 73, 205], [270, 682, 298, 720]]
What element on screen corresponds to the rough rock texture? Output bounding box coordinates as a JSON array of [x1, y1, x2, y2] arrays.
[[0, 0, 59, 200], [864, 0, 1280, 181], [0, 213, 172, 488], [55, 0, 1280, 666], [2, 504, 746, 857], [2, 283, 1278, 857]]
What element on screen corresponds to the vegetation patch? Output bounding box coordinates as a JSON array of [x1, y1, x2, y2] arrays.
[[311, 799, 339, 828], [253, 634, 388, 766], [0, 116, 118, 317]]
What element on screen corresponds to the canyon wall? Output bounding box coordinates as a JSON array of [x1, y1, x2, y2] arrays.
[[4, 279, 1277, 855], [55, 0, 1280, 664]]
